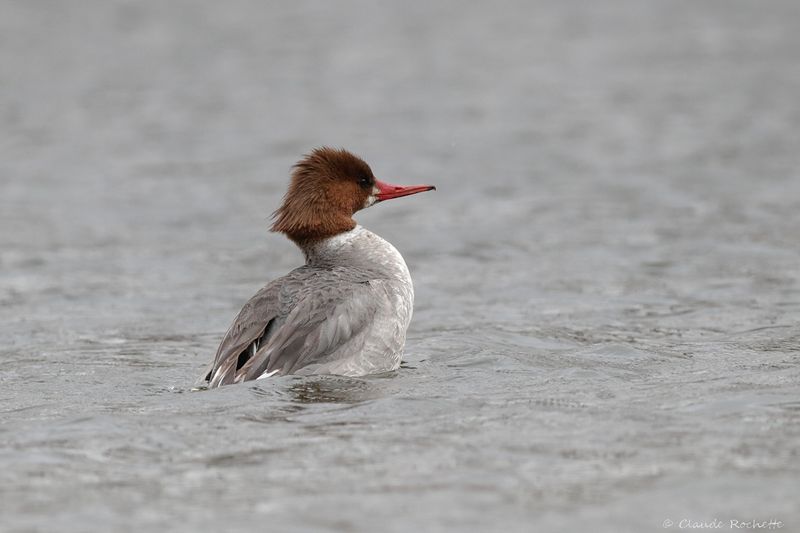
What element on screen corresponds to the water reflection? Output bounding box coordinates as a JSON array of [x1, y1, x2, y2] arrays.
[[285, 375, 382, 405]]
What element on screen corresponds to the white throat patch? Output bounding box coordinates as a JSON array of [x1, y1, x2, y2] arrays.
[[362, 185, 380, 209]]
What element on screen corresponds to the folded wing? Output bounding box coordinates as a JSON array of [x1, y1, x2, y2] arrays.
[[238, 280, 381, 380], [206, 266, 383, 387]]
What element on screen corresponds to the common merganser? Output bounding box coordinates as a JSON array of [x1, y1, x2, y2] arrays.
[[201, 147, 435, 388]]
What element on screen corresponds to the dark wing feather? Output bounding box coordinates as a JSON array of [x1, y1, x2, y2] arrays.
[[207, 266, 319, 387], [206, 281, 282, 387]]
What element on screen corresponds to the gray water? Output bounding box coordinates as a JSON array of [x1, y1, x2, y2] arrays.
[[1, 1, 799, 532]]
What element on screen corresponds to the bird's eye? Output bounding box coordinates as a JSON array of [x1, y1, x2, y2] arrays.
[[358, 176, 372, 189]]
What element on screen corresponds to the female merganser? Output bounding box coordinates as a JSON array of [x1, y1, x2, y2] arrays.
[[201, 147, 435, 388]]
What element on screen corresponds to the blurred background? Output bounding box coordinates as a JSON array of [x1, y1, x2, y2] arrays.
[[1, 1, 799, 532]]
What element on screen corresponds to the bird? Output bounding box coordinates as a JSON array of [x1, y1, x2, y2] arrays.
[[200, 147, 435, 388]]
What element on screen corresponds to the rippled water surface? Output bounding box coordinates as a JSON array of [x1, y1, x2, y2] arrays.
[[2, 1, 799, 532]]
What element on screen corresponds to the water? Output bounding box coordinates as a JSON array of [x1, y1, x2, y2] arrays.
[[1, 1, 799, 531]]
